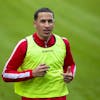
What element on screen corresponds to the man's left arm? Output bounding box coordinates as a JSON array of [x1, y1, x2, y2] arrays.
[[62, 37, 76, 83]]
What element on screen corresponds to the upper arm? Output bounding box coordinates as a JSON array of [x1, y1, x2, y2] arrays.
[[3, 39, 27, 71], [62, 37, 76, 75]]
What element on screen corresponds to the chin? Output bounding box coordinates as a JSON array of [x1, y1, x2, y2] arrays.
[[43, 34, 50, 39]]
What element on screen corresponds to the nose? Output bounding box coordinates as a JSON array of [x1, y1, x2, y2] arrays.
[[45, 21, 49, 27]]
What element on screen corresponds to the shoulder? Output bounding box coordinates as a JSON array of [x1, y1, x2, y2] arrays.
[[61, 37, 71, 51], [14, 39, 27, 53], [18, 34, 33, 47], [54, 34, 70, 46], [62, 37, 70, 46], [17, 39, 27, 47]]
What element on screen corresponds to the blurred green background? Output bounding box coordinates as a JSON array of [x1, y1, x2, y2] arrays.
[[0, 0, 100, 100]]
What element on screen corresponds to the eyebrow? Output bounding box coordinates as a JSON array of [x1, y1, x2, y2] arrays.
[[40, 19, 54, 22]]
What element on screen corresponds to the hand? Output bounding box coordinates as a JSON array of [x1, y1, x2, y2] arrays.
[[32, 64, 49, 77], [62, 66, 73, 83]]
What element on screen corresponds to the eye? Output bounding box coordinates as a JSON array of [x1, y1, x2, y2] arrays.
[[48, 19, 53, 23], [40, 19, 46, 23]]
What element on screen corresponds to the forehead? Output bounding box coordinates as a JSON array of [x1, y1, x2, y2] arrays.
[[37, 12, 54, 20]]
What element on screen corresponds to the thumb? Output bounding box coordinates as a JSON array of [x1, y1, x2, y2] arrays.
[[67, 66, 71, 73]]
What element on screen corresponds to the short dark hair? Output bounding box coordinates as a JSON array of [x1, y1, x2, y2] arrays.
[[34, 8, 54, 20]]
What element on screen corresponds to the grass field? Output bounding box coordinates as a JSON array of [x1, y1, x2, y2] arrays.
[[0, 0, 100, 100]]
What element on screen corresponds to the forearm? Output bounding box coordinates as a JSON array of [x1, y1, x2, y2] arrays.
[[2, 39, 34, 82], [70, 64, 76, 77], [63, 64, 76, 76], [2, 69, 33, 82], [63, 37, 76, 78]]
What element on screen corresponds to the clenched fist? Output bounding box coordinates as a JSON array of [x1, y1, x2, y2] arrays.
[[62, 66, 73, 83], [32, 64, 49, 77]]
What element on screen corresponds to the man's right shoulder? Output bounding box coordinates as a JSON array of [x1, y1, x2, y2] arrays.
[[16, 39, 27, 49], [18, 39, 27, 45]]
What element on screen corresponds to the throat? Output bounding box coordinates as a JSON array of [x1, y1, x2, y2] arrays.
[[44, 41, 48, 48]]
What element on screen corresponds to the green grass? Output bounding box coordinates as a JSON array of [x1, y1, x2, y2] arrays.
[[0, 0, 100, 100]]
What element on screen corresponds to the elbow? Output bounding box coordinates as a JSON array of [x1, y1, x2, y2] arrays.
[[2, 73, 11, 82], [2, 75, 8, 82]]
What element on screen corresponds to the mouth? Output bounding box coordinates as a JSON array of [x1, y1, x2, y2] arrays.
[[43, 30, 51, 34]]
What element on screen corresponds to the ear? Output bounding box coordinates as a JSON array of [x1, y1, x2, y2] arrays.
[[33, 21, 36, 28]]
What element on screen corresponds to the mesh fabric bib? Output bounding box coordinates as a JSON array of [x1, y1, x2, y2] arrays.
[[15, 34, 69, 98]]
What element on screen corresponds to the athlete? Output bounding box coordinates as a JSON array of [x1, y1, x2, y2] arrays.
[[2, 8, 76, 100]]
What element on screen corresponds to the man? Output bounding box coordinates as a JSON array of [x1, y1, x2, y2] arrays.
[[2, 8, 76, 100]]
